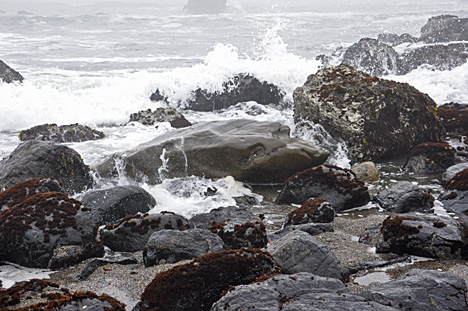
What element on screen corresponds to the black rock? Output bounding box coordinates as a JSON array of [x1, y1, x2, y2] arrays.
[[143, 228, 226, 267], [374, 181, 434, 213], [100, 212, 191, 252], [376, 214, 468, 259], [128, 108, 192, 129], [363, 269, 468, 310], [419, 15, 468, 43], [191, 206, 268, 249], [276, 164, 370, 211], [269, 223, 334, 241], [212, 272, 398, 311], [0, 60, 24, 83], [0, 141, 94, 195], [80, 185, 156, 226], [18, 123, 105, 143], [267, 231, 344, 280]]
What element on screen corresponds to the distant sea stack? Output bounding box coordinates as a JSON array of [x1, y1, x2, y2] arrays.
[[185, 0, 227, 14]]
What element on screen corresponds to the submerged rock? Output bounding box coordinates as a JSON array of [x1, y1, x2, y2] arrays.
[[143, 228, 226, 267], [0, 141, 94, 194], [376, 214, 468, 259], [129, 108, 192, 128], [212, 272, 398, 311], [0, 192, 103, 269], [80, 185, 156, 226], [374, 181, 434, 214], [293, 65, 444, 162], [0, 177, 64, 212], [0, 60, 24, 83], [96, 119, 328, 184], [419, 15, 468, 43], [134, 249, 280, 311], [364, 269, 468, 310], [18, 123, 105, 143], [101, 212, 191, 252], [404, 142, 457, 174], [276, 164, 370, 211]]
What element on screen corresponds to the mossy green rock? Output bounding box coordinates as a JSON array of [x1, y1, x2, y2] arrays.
[[294, 65, 444, 162], [96, 119, 328, 184]]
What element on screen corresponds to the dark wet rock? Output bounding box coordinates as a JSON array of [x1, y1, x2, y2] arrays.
[[442, 163, 468, 183], [376, 214, 468, 259], [100, 212, 191, 252], [80, 185, 156, 226], [134, 249, 280, 311], [285, 198, 335, 226], [143, 228, 226, 267], [191, 206, 268, 249], [363, 269, 468, 310], [445, 168, 468, 191], [149, 89, 168, 102], [419, 15, 468, 43], [377, 33, 418, 47], [0, 279, 126, 310], [270, 223, 334, 241], [211, 272, 398, 311], [293, 65, 444, 162], [0, 192, 103, 269], [404, 142, 457, 174], [359, 224, 382, 245], [398, 45, 468, 75], [0, 177, 64, 212], [374, 181, 434, 213], [267, 231, 344, 280], [347, 256, 411, 274], [128, 108, 192, 129], [440, 168, 468, 215], [0, 60, 24, 83], [96, 119, 328, 184], [18, 123, 105, 143], [76, 251, 138, 281], [341, 38, 400, 76], [276, 164, 370, 211], [0, 141, 94, 194], [438, 102, 468, 135], [183, 73, 285, 111], [351, 161, 380, 182]]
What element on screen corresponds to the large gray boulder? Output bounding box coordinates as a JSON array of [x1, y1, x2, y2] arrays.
[[0, 60, 24, 83], [211, 273, 398, 311], [143, 228, 226, 267], [341, 38, 400, 76], [80, 185, 156, 226], [267, 231, 344, 280], [96, 119, 328, 184], [419, 15, 468, 43], [377, 214, 468, 259], [374, 181, 434, 214], [363, 269, 468, 310], [0, 141, 94, 194], [293, 65, 444, 162]]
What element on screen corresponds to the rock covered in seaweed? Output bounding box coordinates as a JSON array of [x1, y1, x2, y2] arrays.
[[96, 119, 329, 184], [100, 212, 191, 252], [293, 65, 444, 162], [376, 214, 468, 259], [0, 192, 103, 269], [403, 142, 457, 174], [18, 123, 105, 143], [374, 181, 434, 214], [0, 279, 126, 310], [438, 102, 468, 135], [128, 108, 192, 128], [0, 141, 94, 194], [80, 185, 156, 226], [440, 168, 468, 216], [143, 228, 226, 267], [134, 249, 280, 311], [285, 198, 335, 226], [0, 177, 64, 212], [0, 60, 24, 83], [212, 272, 398, 311], [276, 164, 370, 211]]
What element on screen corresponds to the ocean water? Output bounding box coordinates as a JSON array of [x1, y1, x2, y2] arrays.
[[0, 1, 467, 275]]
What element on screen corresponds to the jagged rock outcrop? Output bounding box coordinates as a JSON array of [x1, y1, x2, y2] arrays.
[[0, 141, 94, 194], [293, 65, 444, 162], [419, 15, 468, 43], [0, 60, 24, 83], [96, 119, 329, 184], [18, 123, 105, 143], [128, 108, 192, 128]]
